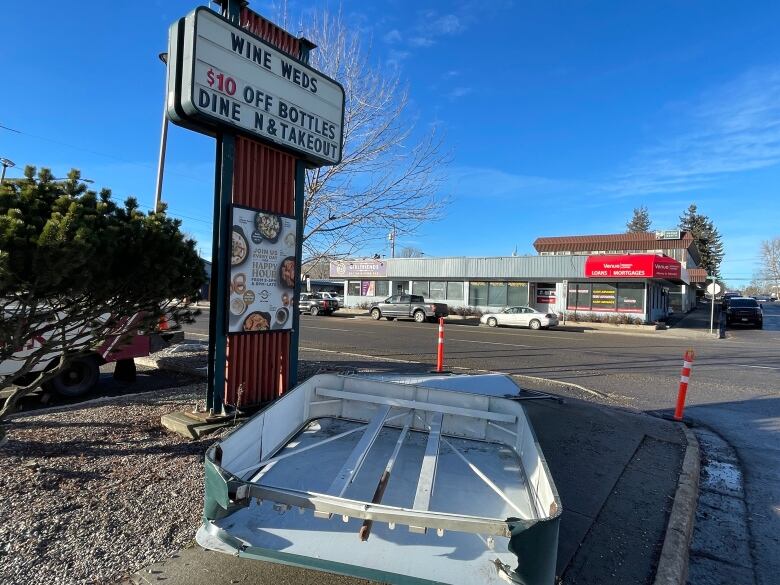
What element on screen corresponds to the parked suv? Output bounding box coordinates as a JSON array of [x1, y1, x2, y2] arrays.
[[725, 297, 763, 328], [369, 294, 449, 323], [298, 293, 335, 316]]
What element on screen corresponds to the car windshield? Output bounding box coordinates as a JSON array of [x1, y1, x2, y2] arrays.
[[730, 299, 758, 308]]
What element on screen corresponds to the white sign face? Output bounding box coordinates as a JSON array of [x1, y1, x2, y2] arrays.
[[172, 8, 344, 167], [706, 282, 722, 296], [229, 205, 297, 334]]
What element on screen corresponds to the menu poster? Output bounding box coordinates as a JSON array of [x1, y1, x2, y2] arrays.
[[228, 205, 297, 334]]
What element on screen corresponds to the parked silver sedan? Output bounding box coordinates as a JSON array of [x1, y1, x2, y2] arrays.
[[480, 306, 559, 330]]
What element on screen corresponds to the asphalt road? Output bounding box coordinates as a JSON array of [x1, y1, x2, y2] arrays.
[[183, 303, 780, 584]]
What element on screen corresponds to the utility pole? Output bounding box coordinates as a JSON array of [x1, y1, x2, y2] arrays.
[[388, 226, 396, 258]]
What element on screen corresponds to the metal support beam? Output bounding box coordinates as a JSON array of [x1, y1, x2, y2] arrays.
[[206, 133, 234, 415], [206, 0, 241, 415], [314, 387, 516, 423], [325, 404, 392, 498], [289, 40, 312, 387], [410, 412, 443, 533]]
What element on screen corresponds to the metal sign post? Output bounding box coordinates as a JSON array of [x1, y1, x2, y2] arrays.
[[706, 278, 721, 335], [166, 0, 344, 414]]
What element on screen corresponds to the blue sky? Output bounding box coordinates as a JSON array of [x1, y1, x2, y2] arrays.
[[2, 1, 779, 285]]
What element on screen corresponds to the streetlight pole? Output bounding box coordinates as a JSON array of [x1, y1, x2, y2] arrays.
[[0, 158, 15, 184], [154, 52, 169, 213]]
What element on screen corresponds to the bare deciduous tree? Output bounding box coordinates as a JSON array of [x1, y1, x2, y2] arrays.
[[399, 246, 424, 258], [286, 8, 449, 262], [760, 237, 780, 290]]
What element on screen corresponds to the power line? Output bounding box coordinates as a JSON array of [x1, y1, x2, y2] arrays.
[[1, 122, 215, 225], [0, 121, 212, 185]]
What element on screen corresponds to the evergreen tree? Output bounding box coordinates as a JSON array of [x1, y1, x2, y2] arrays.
[[679, 204, 724, 277], [0, 166, 206, 425], [626, 206, 652, 233]]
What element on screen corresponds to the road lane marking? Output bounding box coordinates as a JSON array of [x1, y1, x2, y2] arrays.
[[736, 365, 780, 370], [450, 338, 532, 348], [185, 332, 209, 339], [298, 346, 612, 399]]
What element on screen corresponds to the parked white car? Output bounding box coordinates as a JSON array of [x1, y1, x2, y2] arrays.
[[480, 306, 559, 330]]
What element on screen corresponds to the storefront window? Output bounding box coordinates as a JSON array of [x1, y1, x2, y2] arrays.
[[507, 282, 529, 306], [375, 280, 389, 297], [429, 281, 446, 300], [591, 284, 617, 310], [488, 282, 507, 306], [469, 282, 488, 306], [535, 283, 557, 305], [412, 281, 429, 297], [347, 281, 361, 296], [617, 283, 644, 313], [567, 283, 592, 310], [360, 281, 376, 296], [447, 281, 464, 300], [394, 280, 410, 294]]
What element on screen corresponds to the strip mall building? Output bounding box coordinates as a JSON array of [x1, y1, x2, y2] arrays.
[[330, 231, 707, 323]]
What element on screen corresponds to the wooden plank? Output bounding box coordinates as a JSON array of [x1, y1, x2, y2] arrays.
[[315, 387, 516, 424], [410, 412, 443, 533]]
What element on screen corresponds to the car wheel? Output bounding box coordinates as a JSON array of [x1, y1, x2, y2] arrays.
[[310, 306, 319, 316], [50, 356, 100, 398], [487, 317, 498, 327], [371, 308, 382, 320], [413, 310, 426, 323], [529, 319, 541, 330]]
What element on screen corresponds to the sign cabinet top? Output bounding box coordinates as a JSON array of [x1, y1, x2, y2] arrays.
[[170, 8, 345, 167]]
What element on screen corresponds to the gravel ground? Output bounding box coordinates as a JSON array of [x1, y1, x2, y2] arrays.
[[0, 384, 218, 585], [0, 356, 375, 585]]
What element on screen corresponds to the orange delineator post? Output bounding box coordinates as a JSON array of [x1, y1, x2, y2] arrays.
[[436, 317, 445, 373], [674, 349, 695, 420]]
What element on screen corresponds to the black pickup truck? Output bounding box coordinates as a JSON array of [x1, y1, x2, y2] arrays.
[[369, 294, 449, 323], [724, 297, 763, 328]]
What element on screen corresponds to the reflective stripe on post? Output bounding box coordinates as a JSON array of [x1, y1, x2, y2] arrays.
[[436, 317, 445, 373], [674, 349, 695, 421]]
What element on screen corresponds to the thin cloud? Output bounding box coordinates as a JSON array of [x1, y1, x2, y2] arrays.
[[448, 87, 473, 99], [448, 166, 591, 199], [409, 36, 435, 48], [610, 65, 780, 196], [383, 29, 402, 44]]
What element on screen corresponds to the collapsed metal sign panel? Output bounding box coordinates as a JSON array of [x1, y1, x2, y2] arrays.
[[197, 374, 562, 585]]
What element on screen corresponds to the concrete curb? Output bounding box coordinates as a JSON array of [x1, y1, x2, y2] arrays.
[[653, 425, 700, 585]]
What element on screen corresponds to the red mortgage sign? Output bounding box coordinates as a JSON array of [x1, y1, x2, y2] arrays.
[[584, 255, 681, 280]]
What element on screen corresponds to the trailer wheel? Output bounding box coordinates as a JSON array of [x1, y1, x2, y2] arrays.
[[50, 356, 100, 398]]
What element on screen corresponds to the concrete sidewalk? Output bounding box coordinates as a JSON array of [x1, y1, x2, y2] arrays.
[[127, 380, 693, 585]]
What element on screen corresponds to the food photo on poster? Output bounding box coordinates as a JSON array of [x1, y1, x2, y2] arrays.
[[229, 205, 296, 333]]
